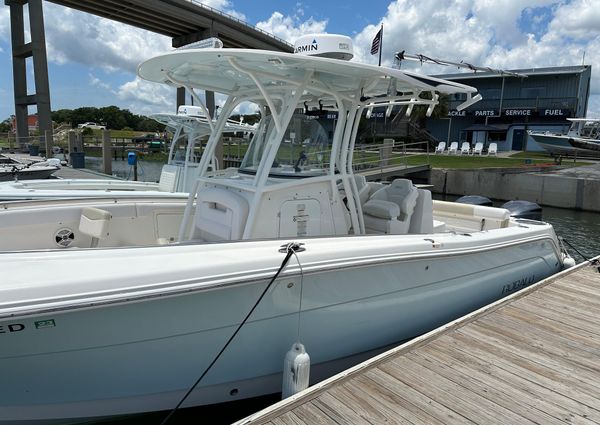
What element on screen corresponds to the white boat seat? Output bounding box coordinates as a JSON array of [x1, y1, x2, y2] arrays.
[[363, 179, 419, 234], [193, 187, 249, 241], [408, 189, 434, 234], [79, 207, 111, 248]]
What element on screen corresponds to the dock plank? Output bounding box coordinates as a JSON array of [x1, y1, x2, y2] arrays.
[[425, 337, 597, 424], [413, 346, 570, 425], [364, 368, 471, 424], [447, 331, 600, 419], [236, 260, 600, 425], [383, 356, 534, 424], [350, 374, 446, 425]]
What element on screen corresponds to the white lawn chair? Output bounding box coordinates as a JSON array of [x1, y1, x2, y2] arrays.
[[447, 142, 458, 155], [434, 141, 446, 154], [488, 142, 498, 156], [472, 142, 483, 155], [460, 142, 470, 155]]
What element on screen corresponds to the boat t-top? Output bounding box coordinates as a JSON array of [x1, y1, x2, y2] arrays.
[[0, 34, 569, 424]]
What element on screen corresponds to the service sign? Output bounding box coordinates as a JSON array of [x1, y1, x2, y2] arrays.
[[503, 108, 534, 116]]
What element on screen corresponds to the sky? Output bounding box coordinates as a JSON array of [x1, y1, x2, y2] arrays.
[[0, 0, 599, 122]]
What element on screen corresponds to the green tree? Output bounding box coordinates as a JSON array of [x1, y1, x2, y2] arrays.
[[0, 118, 11, 132]]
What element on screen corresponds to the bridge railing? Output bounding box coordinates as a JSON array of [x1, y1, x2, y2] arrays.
[[187, 0, 292, 48]]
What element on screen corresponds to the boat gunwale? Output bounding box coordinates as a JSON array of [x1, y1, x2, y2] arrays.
[[0, 231, 561, 320]]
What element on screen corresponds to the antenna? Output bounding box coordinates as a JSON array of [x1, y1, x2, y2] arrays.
[[394, 51, 527, 78]]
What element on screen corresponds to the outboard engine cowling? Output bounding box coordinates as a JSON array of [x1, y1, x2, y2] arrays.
[[502, 200, 542, 220], [456, 195, 492, 207]]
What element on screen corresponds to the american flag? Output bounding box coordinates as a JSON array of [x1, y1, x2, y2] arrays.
[[370, 27, 382, 55]]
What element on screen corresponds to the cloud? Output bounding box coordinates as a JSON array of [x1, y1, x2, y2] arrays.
[[2, 0, 598, 118], [89, 74, 113, 92], [42, 3, 171, 74], [117, 77, 175, 115], [201, 0, 246, 21], [351, 0, 600, 115], [256, 11, 327, 43], [0, 7, 9, 44]]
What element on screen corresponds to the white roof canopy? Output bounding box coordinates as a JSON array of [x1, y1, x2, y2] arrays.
[[138, 49, 480, 110]]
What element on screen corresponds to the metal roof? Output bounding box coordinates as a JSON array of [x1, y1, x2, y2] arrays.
[[46, 0, 293, 51], [434, 65, 590, 81]]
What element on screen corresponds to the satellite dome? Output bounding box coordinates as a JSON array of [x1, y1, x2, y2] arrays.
[[293, 34, 354, 61]]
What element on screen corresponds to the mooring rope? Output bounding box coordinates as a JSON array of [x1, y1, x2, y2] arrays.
[[160, 242, 305, 425]]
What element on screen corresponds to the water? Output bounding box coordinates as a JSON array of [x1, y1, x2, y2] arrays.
[[85, 157, 165, 182], [541, 205, 600, 262]]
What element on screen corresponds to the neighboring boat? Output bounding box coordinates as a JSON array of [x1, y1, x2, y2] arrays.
[[0, 159, 59, 181], [0, 106, 255, 200], [0, 35, 569, 424], [528, 118, 600, 154]]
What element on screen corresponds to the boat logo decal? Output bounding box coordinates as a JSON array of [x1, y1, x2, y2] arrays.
[[501, 275, 535, 295], [295, 39, 318, 53]]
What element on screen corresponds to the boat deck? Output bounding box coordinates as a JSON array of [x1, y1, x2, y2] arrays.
[[237, 257, 600, 425]]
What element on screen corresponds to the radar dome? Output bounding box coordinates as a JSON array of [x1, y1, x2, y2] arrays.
[[293, 34, 354, 61]]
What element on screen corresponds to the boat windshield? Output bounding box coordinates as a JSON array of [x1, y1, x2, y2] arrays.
[[239, 112, 333, 178], [169, 132, 202, 165], [580, 121, 600, 139]]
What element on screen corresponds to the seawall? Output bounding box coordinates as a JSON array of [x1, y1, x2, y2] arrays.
[[430, 168, 600, 212]]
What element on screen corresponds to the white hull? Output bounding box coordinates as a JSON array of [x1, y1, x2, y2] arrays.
[[0, 165, 58, 182], [529, 131, 600, 155], [0, 229, 561, 423]]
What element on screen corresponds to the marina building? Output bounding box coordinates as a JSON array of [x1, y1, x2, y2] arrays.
[[426, 65, 592, 152]]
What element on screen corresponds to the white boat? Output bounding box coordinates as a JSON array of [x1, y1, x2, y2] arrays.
[[0, 106, 255, 200], [528, 118, 600, 154], [0, 35, 568, 424], [0, 156, 60, 181]]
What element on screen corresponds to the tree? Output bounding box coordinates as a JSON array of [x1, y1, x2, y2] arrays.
[[50, 106, 166, 131], [0, 118, 12, 133]]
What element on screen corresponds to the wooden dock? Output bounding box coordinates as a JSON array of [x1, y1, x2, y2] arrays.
[[52, 165, 120, 180], [237, 258, 600, 425]]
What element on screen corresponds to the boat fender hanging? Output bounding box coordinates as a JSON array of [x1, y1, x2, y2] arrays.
[[282, 342, 310, 399], [562, 255, 576, 269]]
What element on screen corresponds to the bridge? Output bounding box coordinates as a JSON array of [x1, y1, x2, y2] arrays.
[[4, 0, 293, 153]]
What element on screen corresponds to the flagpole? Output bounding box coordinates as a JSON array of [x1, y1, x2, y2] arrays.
[[378, 24, 383, 66]]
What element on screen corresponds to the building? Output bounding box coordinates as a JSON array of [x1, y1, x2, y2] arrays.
[[10, 114, 39, 133], [426, 65, 592, 152]]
